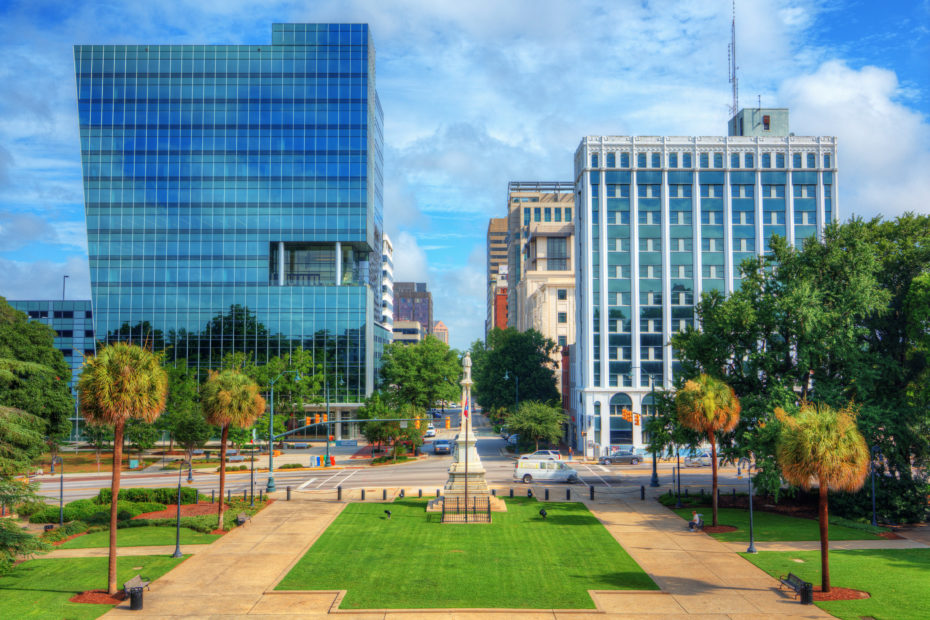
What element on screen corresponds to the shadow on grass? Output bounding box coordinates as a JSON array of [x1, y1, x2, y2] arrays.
[[581, 571, 661, 590]]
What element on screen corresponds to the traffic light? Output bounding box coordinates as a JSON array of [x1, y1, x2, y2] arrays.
[[621, 408, 633, 423], [305, 417, 311, 426], [322, 413, 328, 423], [414, 417, 420, 429], [328, 435, 334, 441], [634, 414, 641, 426], [314, 414, 320, 424], [445, 416, 450, 429]]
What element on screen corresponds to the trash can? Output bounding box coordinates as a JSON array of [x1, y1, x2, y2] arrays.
[[129, 586, 144, 610], [799, 581, 813, 605]]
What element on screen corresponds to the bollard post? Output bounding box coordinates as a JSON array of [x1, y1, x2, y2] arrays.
[[566, 488, 571, 500], [286, 486, 291, 501], [418, 489, 422, 498], [361, 489, 366, 501], [491, 489, 496, 496], [194, 489, 199, 504], [227, 489, 231, 502], [259, 489, 263, 501], [509, 488, 514, 498], [589, 485, 594, 500], [685, 488, 689, 496], [545, 488, 549, 500], [732, 488, 736, 497], [436, 489, 440, 497], [382, 489, 387, 501], [399, 489, 405, 498], [338, 486, 342, 500], [527, 488, 533, 497], [243, 489, 247, 501], [211, 490, 215, 504], [641, 485, 645, 501]]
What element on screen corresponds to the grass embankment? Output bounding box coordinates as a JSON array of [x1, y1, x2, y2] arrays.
[[671, 507, 884, 542], [743, 548, 930, 620], [58, 526, 220, 549], [0, 555, 185, 619], [277, 497, 657, 609]]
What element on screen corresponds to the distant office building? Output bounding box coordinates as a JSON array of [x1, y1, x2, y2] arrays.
[[392, 320, 425, 344], [506, 182, 576, 385], [7, 299, 95, 442], [492, 280, 509, 332], [381, 234, 394, 329], [572, 108, 837, 458], [432, 320, 449, 345], [486, 217, 508, 338], [74, 24, 385, 432], [394, 282, 433, 334]]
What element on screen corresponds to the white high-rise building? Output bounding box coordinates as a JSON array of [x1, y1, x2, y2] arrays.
[[572, 108, 837, 458], [381, 234, 394, 330]]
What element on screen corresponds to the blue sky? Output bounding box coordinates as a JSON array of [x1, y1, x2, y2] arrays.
[[0, 0, 927, 350]]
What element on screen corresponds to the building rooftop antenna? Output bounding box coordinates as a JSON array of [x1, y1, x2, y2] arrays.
[[728, 0, 739, 117]]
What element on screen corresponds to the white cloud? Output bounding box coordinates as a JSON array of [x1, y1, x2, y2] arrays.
[[0, 254, 91, 301], [391, 230, 429, 282]]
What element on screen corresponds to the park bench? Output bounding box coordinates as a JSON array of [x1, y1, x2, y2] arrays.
[[191, 449, 204, 455], [123, 574, 150, 596], [227, 449, 238, 456], [779, 572, 812, 601], [236, 513, 251, 526], [687, 514, 704, 531], [293, 443, 309, 449], [228, 455, 245, 463]]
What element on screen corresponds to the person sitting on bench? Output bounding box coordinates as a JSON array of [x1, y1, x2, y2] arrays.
[[689, 511, 702, 530]]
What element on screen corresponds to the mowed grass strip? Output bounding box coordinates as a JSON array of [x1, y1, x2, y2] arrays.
[[0, 555, 185, 620], [671, 508, 882, 542], [276, 497, 657, 609], [58, 526, 221, 549], [742, 548, 930, 620]]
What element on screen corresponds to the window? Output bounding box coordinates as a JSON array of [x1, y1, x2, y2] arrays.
[[558, 335, 567, 347], [824, 153, 831, 168], [713, 153, 723, 168], [731, 153, 740, 168], [702, 211, 720, 225], [613, 238, 630, 251], [637, 153, 646, 168], [606, 152, 615, 168], [591, 153, 599, 168], [762, 153, 771, 168], [84, 329, 94, 337], [554, 208, 562, 222], [639, 211, 660, 225], [737, 238, 754, 252], [669, 184, 692, 198], [674, 264, 692, 278], [620, 152, 630, 167], [523, 208, 531, 225], [703, 264, 721, 278], [641, 264, 659, 278], [639, 238, 660, 252], [534, 207, 541, 222], [53, 311, 74, 319], [700, 153, 709, 168], [672, 238, 693, 252], [557, 312, 567, 323], [731, 184, 754, 198], [57, 330, 73, 338], [700, 184, 723, 198], [745, 153, 754, 168], [806, 153, 815, 168], [793, 153, 802, 168], [557, 289, 568, 300], [702, 238, 721, 251], [544, 207, 552, 222], [763, 115, 770, 131], [547, 237, 569, 270], [651, 153, 661, 168], [733, 211, 754, 225], [776, 153, 786, 168], [565, 208, 572, 221], [670, 211, 692, 225], [683, 152, 692, 168], [668, 153, 678, 168], [613, 292, 632, 305]]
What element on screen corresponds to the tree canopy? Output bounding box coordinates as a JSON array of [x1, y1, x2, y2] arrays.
[[378, 336, 460, 410], [507, 401, 566, 450], [472, 328, 560, 414]]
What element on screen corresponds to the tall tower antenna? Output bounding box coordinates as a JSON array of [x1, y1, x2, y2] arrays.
[[728, 0, 739, 116]]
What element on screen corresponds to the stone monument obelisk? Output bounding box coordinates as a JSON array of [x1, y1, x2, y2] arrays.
[[427, 352, 505, 516]]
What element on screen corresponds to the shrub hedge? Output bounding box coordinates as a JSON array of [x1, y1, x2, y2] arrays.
[[29, 499, 166, 524], [96, 487, 199, 505], [40, 520, 89, 542]]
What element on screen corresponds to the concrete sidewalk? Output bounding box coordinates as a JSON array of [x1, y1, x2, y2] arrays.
[[44, 544, 209, 558], [721, 538, 929, 553]]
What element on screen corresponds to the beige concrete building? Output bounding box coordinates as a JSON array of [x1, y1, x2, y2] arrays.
[[506, 182, 576, 386], [432, 320, 449, 345], [392, 319, 425, 344]]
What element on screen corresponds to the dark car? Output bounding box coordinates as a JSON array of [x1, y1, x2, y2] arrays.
[[433, 439, 452, 455], [599, 451, 641, 465]]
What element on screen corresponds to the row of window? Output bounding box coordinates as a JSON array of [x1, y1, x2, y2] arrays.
[[598, 183, 832, 200], [522, 206, 573, 224], [592, 151, 832, 170]]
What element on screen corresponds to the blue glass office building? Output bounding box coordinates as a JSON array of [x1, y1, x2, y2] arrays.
[[75, 24, 384, 401], [572, 109, 837, 457]]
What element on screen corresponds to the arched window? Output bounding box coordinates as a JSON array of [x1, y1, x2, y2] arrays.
[[609, 393, 634, 445]]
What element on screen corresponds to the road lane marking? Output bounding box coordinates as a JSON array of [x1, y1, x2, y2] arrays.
[[584, 465, 611, 487], [297, 477, 319, 490], [598, 465, 610, 473]]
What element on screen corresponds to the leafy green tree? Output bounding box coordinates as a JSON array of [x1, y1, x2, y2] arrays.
[[82, 424, 113, 473], [379, 336, 460, 411], [777, 403, 869, 593], [201, 370, 265, 530], [0, 297, 73, 443], [358, 393, 392, 454], [172, 408, 214, 461], [125, 418, 159, 460], [675, 375, 740, 527], [507, 401, 566, 450], [157, 361, 200, 452], [78, 342, 168, 595], [473, 328, 559, 414]]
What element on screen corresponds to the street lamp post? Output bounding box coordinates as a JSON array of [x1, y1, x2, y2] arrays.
[[648, 375, 660, 488], [250, 441, 255, 507], [266, 369, 301, 493], [172, 458, 185, 558], [675, 446, 682, 508], [53, 456, 64, 527], [503, 371, 519, 410], [870, 445, 881, 527], [324, 381, 331, 468], [738, 457, 757, 554]]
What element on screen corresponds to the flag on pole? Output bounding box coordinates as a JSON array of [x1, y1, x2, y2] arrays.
[[463, 396, 469, 418]]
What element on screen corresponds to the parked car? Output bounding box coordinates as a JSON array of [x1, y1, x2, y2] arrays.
[[506, 434, 519, 446], [520, 450, 562, 460], [499, 426, 510, 438], [424, 428, 436, 438], [432, 439, 451, 455], [514, 459, 579, 484], [683, 452, 712, 467], [599, 451, 641, 465]]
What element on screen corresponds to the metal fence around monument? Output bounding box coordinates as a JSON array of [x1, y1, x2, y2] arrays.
[[441, 496, 491, 523]]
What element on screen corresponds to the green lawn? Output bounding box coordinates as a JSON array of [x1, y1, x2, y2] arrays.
[[672, 508, 882, 542], [276, 497, 657, 609], [742, 548, 930, 620], [0, 555, 185, 619], [58, 526, 221, 549]]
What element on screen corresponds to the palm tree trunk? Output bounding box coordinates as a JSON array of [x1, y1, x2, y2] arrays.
[[709, 432, 719, 527], [217, 424, 228, 532], [107, 419, 125, 595], [819, 481, 830, 593]]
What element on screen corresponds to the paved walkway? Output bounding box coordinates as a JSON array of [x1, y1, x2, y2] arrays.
[[44, 544, 210, 558], [722, 538, 929, 553], [102, 490, 834, 619]]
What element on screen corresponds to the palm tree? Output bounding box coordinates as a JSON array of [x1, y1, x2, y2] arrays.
[[201, 370, 265, 531], [78, 342, 167, 595], [675, 374, 740, 526], [776, 403, 868, 593]]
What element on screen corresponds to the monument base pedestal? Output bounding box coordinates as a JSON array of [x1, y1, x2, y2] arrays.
[[426, 494, 507, 513]]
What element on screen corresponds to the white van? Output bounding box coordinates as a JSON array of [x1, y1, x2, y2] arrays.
[[514, 459, 580, 484]]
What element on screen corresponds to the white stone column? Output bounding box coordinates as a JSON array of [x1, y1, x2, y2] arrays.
[[335, 241, 342, 285], [278, 241, 285, 286]]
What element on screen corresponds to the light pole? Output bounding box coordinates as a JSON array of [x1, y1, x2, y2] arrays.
[[266, 369, 301, 492], [172, 457, 186, 558], [53, 456, 64, 527], [503, 371, 519, 410], [648, 375, 660, 488], [62, 274, 69, 300], [675, 446, 682, 508], [737, 457, 757, 554], [249, 440, 255, 507], [324, 380, 331, 468], [870, 445, 881, 527]]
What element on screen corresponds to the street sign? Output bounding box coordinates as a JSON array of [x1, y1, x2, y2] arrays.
[[400, 420, 408, 428]]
